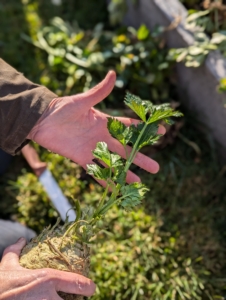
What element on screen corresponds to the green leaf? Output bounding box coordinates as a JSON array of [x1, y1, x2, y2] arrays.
[[114, 168, 127, 185], [164, 118, 175, 125], [188, 46, 203, 56], [124, 93, 147, 122], [107, 118, 132, 146], [130, 122, 159, 149], [93, 142, 111, 165], [66, 76, 74, 88], [186, 9, 210, 23], [148, 105, 183, 124], [120, 183, 149, 210], [87, 164, 111, 181], [92, 142, 123, 168], [111, 154, 124, 168], [137, 24, 149, 40], [211, 32, 226, 44], [176, 50, 188, 63], [218, 78, 226, 93]]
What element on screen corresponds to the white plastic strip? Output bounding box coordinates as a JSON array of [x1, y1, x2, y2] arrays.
[[39, 169, 76, 222]]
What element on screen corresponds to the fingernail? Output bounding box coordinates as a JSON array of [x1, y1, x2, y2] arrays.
[[17, 237, 25, 243]]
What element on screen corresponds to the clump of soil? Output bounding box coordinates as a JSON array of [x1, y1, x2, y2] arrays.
[[20, 221, 90, 300]]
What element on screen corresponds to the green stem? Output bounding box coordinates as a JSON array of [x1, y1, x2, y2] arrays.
[[124, 122, 148, 173], [124, 145, 129, 160], [97, 122, 148, 217], [97, 193, 135, 216], [98, 184, 120, 216], [60, 220, 89, 249], [93, 182, 110, 218], [92, 156, 113, 218], [98, 200, 116, 216]]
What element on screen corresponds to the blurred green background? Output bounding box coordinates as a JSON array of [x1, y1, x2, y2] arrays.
[[1, 0, 226, 299]]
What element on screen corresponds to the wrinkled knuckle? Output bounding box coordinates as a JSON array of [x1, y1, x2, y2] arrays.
[[37, 269, 51, 282], [40, 269, 49, 278], [44, 268, 58, 282], [44, 274, 56, 289]]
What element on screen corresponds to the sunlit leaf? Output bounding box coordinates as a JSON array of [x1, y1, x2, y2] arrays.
[[120, 182, 149, 209], [188, 46, 203, 56], [114, 168, 126, 185], [137, 24, 149, 40], [124, 93, 147, 122], [92, 142, 122, 168], [129, 122, 159, 149], [148, 105, 183, 124], [107, 118, 132, 146], [87, 164, 111, 180]]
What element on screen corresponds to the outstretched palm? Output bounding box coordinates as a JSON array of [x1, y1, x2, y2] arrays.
[[28, 71, 165, 184]]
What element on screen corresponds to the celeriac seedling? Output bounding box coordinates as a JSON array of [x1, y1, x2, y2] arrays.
[[19, 93, 182, 300]]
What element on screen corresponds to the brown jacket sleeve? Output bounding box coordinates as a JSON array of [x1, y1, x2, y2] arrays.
[[0, 59, 57, 155]]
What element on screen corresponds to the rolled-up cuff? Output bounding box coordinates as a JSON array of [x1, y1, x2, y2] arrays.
[[2, 88, 56, 155], [0, 59, 57, 155]]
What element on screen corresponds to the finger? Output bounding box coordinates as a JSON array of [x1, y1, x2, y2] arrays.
[[94, 178, 108, 189], [1, 237, 26, 268], [108, 139, 160, 174], [84, 158, 141, 189], [50, 269, 96, 297], [116, 116, 139, 126], [126, 170, 141, 183], [125, 146, 160, 174], [75, 71, 116, 108], [158, 124, 166, 135], [133, 150, 159, 173], [92, 169, 141, 189]]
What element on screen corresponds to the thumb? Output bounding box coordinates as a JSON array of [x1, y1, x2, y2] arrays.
[[50, 269, 96, 297], [1, 237, 27, 268], [74, 70, 116, 108]]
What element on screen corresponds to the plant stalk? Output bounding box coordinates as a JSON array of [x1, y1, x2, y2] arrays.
[[97, 122, 149, 217]]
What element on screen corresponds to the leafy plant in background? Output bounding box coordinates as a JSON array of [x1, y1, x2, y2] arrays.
[[108, 0, 226, 73], [180, 0, 226, 26], [22, 17, 171, 104], [108, 0, 128, 26], [169, 1, 226, 67], [168, 30, 217, 68]]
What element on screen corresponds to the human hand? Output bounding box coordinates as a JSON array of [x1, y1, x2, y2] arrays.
[[0, 238, 95, 300], [28, 71, 165, 184], [21, 144, 47, 177]]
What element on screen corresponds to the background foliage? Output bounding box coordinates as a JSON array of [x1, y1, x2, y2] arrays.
[[22, 18, 171, 104], [170, 0, 226, 67], [1, 0, 226, 299]]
